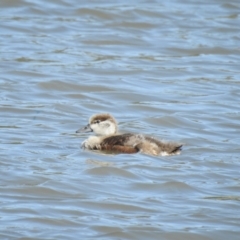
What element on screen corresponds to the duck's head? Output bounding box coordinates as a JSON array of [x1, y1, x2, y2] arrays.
[[76, 113, 117, 136]]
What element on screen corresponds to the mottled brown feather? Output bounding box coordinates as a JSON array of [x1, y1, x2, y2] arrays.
[[101, 145, 139, 154], [144, 136, 182, 154], [99, 133, 140, 153], [90, 113, 116, 124], [100, 133, 135, 147]]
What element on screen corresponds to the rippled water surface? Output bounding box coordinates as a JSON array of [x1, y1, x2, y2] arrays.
[[1, 0, 240, 239]]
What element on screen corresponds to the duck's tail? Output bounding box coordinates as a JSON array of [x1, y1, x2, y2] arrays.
[[140, 137, 183, 156]]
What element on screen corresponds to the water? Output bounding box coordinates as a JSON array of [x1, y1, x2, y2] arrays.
[[1, 0, 240, 239]]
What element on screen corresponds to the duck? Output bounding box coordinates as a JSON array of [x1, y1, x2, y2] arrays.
[[76, 113, 182, 156]]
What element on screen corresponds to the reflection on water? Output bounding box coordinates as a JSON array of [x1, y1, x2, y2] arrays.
[[1, 0, 240, 239]]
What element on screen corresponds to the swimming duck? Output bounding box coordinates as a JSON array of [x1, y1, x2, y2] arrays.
[[76, 113, 182, 156]]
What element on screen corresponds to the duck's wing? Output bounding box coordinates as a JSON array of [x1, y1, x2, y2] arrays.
[[100, 133, 143, 154]]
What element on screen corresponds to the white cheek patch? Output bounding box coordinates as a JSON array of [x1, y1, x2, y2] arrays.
[[90, 123, 101, 133], [103, 123, 110, 128]]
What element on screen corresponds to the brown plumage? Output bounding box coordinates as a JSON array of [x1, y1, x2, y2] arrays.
[[76, 113, 182, 156], [100, 133, 141, 154], [143, 137, 183, 155]]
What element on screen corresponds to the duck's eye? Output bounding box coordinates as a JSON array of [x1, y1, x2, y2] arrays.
[[94, 120, 100, 124]]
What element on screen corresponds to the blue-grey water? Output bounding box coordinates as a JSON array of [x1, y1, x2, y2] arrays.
[[1, 0, 240, 239]]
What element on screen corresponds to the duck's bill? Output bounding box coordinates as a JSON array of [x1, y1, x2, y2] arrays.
[[76, 124, 93, 133]]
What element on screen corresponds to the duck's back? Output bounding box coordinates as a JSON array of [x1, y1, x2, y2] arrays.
[[100, 133, 182, 156]]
